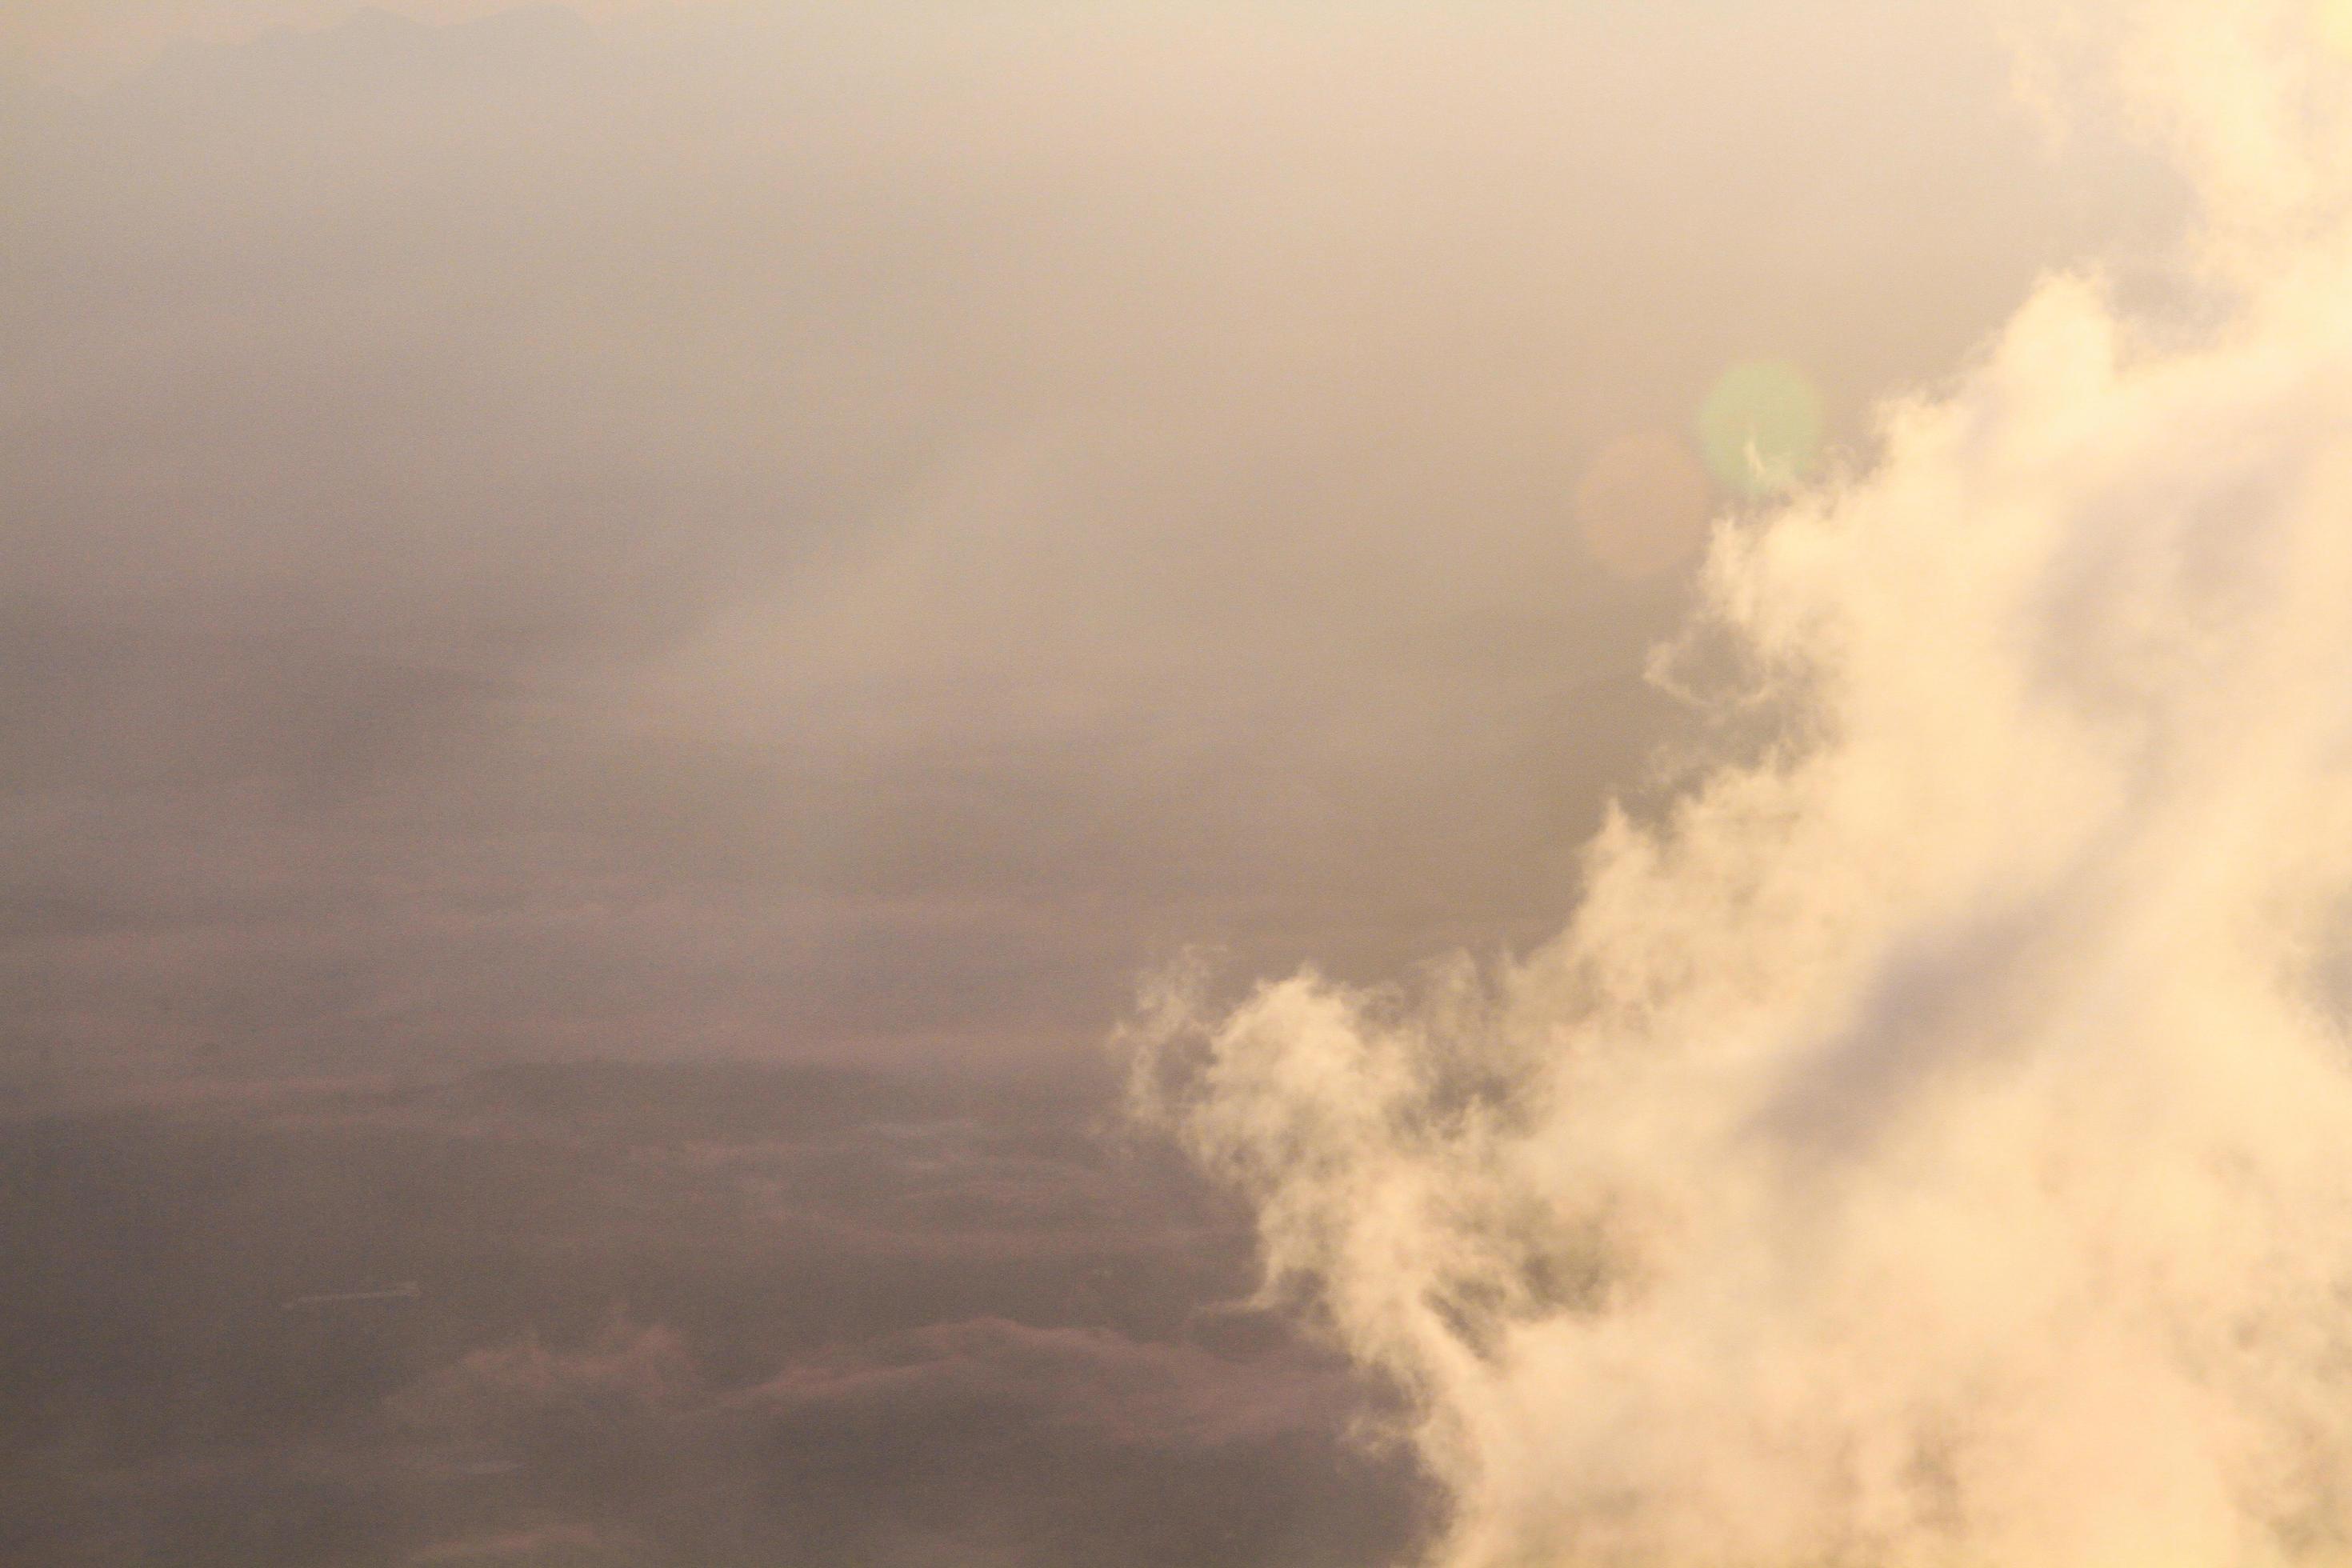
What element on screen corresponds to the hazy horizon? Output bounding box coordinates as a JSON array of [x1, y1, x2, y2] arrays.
[[2, 4, 2294, 1566], [2, 0, 2183, 1102]]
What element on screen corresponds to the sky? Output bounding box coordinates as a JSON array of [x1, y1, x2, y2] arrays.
[[0, 2, 2246, 1565], [0, 0, 2180, 1098]]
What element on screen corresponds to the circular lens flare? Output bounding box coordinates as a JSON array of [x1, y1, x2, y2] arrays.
[[1574, 430, 1715, 581], [1697, 359, 1825, 498]]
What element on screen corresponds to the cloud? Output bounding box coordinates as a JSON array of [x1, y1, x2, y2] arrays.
[[1131, 3, 2352, 1565]]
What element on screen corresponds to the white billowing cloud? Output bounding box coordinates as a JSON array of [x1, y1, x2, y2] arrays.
[[1132, 3, 2352, 1563]]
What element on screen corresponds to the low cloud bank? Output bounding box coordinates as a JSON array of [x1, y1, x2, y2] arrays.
[[0, 1061, 1424, 1566]]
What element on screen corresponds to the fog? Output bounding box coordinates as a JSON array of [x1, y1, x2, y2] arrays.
[[2, 0, 2175, 1090], [0, 2, 2198, 1563]]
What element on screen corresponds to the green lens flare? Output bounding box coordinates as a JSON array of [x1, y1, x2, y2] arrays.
[[1697, 358, 1825, 498]]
